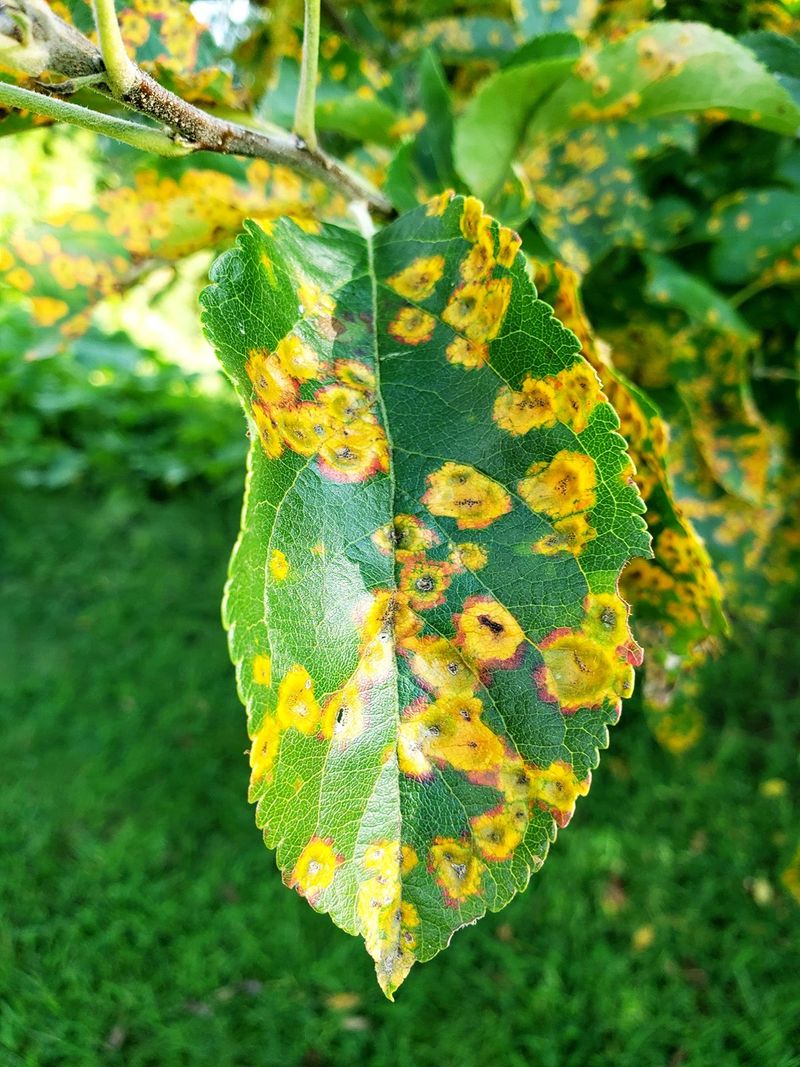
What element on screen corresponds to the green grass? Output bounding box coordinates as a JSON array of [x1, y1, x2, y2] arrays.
[[2, 485, 798, 1067]]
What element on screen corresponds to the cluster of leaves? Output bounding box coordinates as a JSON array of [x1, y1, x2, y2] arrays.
[[0, 299, 244, 491], [3, 0, 799, 994]]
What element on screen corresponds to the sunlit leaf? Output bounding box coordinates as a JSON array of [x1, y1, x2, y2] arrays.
[[515, 0, 598, 39], [0, 156, 338, 347], [200, 194, 649, 997], [535, 261, 727, 754], [454, 54, 577, 200], [62, 0, 243, 106], [529, 21, 800, 137]]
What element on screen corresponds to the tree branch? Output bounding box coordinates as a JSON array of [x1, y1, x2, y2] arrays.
[[0, 0, 393, 216], [294, 0, 321, 151], [0, 80, 190, 155]]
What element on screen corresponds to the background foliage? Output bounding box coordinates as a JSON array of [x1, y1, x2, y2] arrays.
[[1, 0, 799, 1053]]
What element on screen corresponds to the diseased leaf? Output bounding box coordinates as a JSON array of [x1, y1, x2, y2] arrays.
[[259, 35, 405, 146], [520, 117, 697, 272], [63, 0, 243, 106], [454, 55, 576, 200], [515, 0, 598, 39], [529, 22, 800, 137], [535, 262, 727, 755], [399, 18, 521, 63], [703, 187, 800, 286], [0, 156, 338, 346], [201, 194, 650, 997], [644, 254, 783, 506]]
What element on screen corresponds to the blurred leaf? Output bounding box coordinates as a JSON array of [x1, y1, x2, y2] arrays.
[[259, 35, 404, 145], [399, 18, 521, 62], [454, 55, 576, 200], [530, 22, 800, 137], [0, 156, 338, 346], [644, 254, 782, 506], [741, 29, 800, 106], [515, 0, 598, 39], [703, 187, 800, 286], [201, 194, 649, 998], [520, 117, 697, 271]]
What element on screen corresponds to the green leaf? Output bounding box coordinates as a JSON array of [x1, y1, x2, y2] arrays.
[[454, 55, 576, 200], [520, 117, 697, 272], [529, 22, 800, 137], [260, 41, 404, 146], [703, 188, 800, 286], [399, 18, 521, 63], [515, 0, 599, 40], [741, 30, 800, 107], [200, 194, 649, 998]]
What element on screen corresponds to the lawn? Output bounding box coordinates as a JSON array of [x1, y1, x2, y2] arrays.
[[2, 484, 798, 1066]]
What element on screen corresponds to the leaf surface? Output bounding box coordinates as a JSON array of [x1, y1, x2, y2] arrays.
[[201, 195, 649, 996], [454, 56, 577, 200], [530, 22, 800, 137]]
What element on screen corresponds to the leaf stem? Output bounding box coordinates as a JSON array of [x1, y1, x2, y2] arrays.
[[294, 0, 321, 151], [92, 0, 136, 94], [3, 0, 393, 215], [0, 80, 189, 155]]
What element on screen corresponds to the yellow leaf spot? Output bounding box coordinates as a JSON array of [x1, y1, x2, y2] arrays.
[[551, 360, 604, 432], [387, 254, 445, 301], [496, 226, 521, 268], [320, 679, 365, 743], [442, 278, 511, 343], [252, 402, 284, 459], [422, 462, 511, 530], [445, 336, 489, 370], [493, 377, 557, 435], [275, 334, 322, 381], [451, 542, 488, 571], [269, 549, 289, 581], [428, 837, 484, 904], [275, 402, 329, 457], [454, 595, 525, 666], [518, 450, 596, 519], [290, 838, 342, 899], [252, 654, 272, 685], [426, 190, 454, 216], [246, 349, 297, 407], [471, 805, 527, 861], [528, 760, 590, 825], [372, 513, 439, 558], [249, 714, 281, 785], [533, 514, 597, 556], [460, 196, 486, 242], [388, 306, 437, 346], [317, 417, 389, 483], [399, 558, 454, 610], [297, 279, 335, 318], [537, 634, 633, 711], [403, 635, 475, 697], [276, 665, 321, 734]]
